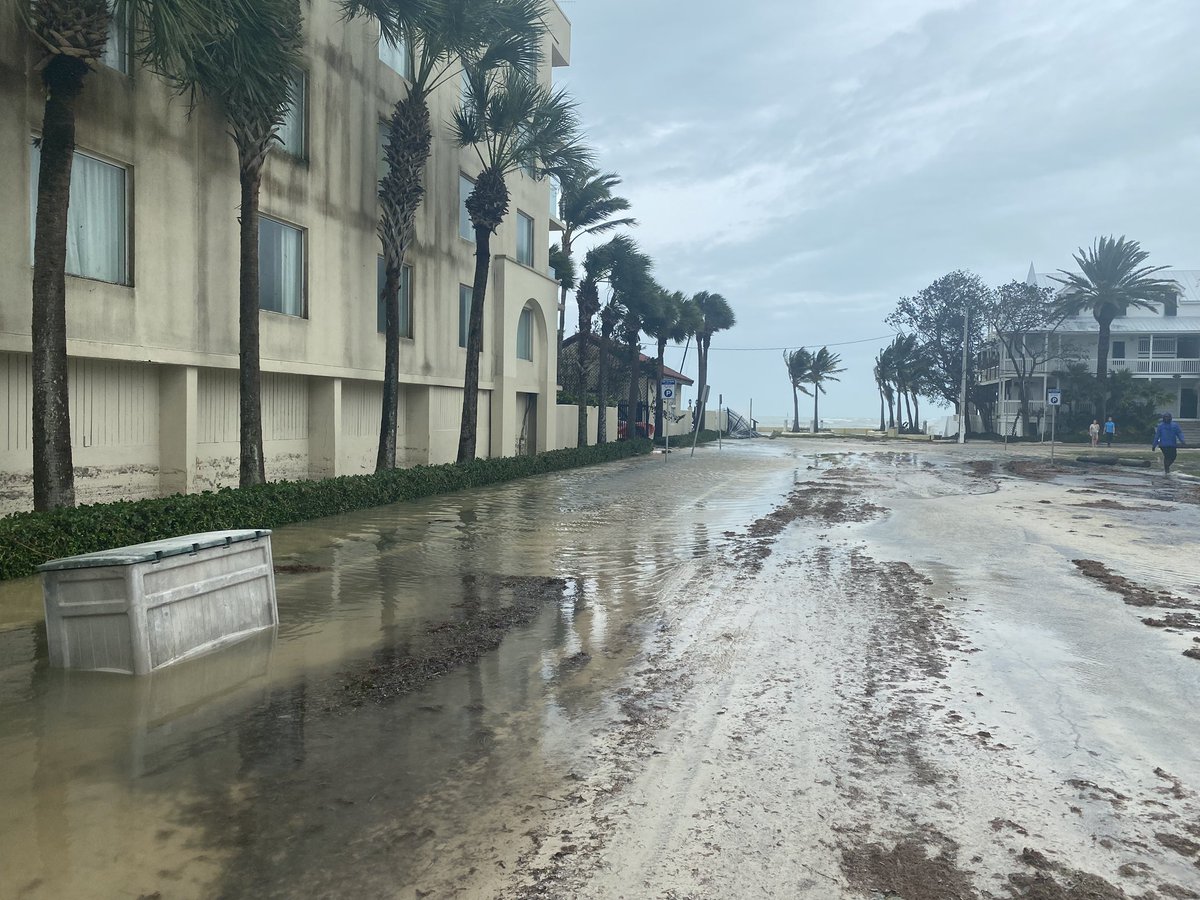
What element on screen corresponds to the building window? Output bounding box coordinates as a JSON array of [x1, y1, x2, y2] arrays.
[[277, 72, 306, 158], [516, 211, 534, 267], [1111, 340, 1125, 360], [1138, 337, 1151, 357], [259, 216, 304, 317], [1178, 336, 1199, 359], [517, 307, 533, 360], [459, 285, 473, 348], [378, 27, 412, 80], [377, 257, 413, 338], [102, 3, 130, 74], [29, 142, 129, 285], [459, 175, 474, 241], [549, 177, 560, 220]]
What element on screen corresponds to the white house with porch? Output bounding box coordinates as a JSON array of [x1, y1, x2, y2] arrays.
[[981, 265, 1200, 438]]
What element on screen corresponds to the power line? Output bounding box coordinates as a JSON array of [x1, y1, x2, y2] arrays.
[[667, 333, 899, 353]]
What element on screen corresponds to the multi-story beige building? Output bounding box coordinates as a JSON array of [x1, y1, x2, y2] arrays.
[[0, 1, 573, 513]]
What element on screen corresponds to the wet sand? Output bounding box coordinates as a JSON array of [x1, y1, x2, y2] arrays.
[[2, 442, 1199, 898]]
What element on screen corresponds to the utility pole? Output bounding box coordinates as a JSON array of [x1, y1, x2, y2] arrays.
[[958, 307, 969, 445]]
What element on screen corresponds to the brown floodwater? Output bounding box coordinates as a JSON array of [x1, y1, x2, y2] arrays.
[[0, 443, 803, 900]]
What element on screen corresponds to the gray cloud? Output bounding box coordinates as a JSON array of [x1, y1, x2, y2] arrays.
[[555, 0, 1200, 423]]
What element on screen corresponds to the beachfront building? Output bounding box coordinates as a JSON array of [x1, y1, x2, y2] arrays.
[[979, 265, 1200, 438], [0, 2, 573, 513]]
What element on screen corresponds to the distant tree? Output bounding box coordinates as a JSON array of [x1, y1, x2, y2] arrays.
[[986, 280, 1064, 437], [691, 292, 736, 431], [1050, 236, 1179, 420], [804, 347, 845, 433], [886, 271, 990, 432], [783, 348, 812, 433]]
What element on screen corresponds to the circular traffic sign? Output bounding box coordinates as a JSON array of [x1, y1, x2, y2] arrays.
[[662, 388, 675, 399]]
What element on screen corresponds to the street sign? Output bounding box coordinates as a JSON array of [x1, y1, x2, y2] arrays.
[[662, 378, 677, 387], [662, 387, 675, 400], [1047, 390, 1062, 406]]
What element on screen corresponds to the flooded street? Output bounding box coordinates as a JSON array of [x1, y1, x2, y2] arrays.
[[2, 441, 1200, 898]]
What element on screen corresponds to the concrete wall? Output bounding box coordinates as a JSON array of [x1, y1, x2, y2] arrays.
[[553, 405, 618, 450], [0, 1, 570, 512]]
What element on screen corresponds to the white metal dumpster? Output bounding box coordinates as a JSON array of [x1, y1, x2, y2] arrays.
[[40, 529, 278, 675]]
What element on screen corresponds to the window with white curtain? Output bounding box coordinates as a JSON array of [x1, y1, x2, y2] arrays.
[[517, 307, 533, 360], [102, 3, 130, 74], [377, 257, 413, 338], [259, 216, 304, 316], [459, 285, 473, 348], [516, 211, 534, 266], [29, 142, 129, 285], [378, 27, 412, 80], [277, 72, 306, 158], [459, 175, 474, 241]]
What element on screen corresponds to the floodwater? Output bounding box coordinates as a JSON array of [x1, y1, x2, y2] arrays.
[[0, 443, 796, 899], [3, 441, 1200, 899]]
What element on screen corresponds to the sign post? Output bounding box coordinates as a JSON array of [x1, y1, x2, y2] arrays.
[[718, 393, 723, 450], [662, 379, 676, 456], [1047, 389, 1062, 463]]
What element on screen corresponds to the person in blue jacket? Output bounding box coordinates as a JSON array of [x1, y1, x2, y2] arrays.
[[1151, 413, 1186, 474]]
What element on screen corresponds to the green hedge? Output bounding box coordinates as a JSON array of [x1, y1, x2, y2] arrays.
[[0, 439, 653, 582]]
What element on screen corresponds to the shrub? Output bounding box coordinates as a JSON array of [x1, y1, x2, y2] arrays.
[[0, 439, 653, 582]]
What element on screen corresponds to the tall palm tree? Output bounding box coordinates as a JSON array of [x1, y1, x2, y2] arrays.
[[644, 291, 697, 440], [887, 333, 924, 432], [1051, 236, 1179, 418], [23, 0, 111, 510], [160, 0, 305, 486], [615, 259, 660, 439], [341, 0, 542, 471], [805, 346, 845, 434], [451, 64, 589, 462], [784, 348, 813, 433], [691, 292, 735, 432], [22, 0, 252, 508], [555, 167, 636, 356], [873, 348, 894, 431]]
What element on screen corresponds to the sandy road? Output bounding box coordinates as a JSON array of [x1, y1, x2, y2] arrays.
[[496, 448, 1200, 899]]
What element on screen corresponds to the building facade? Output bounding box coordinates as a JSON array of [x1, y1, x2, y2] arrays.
[[980, 266, 1200, 437], [0, 1, 572, 513]]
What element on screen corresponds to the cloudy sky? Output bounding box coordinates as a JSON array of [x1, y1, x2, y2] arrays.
[[553, 0, 1200, 425]]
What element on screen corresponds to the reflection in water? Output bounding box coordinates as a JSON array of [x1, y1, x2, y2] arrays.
[[0, 442, 804, 899]]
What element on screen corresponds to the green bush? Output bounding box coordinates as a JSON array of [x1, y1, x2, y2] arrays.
[[0, 439, 653, 582]]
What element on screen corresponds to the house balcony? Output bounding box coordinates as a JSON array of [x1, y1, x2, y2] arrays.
[[1110, 358, 1200, 375]]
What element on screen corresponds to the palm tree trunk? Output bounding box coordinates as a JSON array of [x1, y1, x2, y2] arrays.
[[597, 328, 610, 443], [902, 390, 913, 432], [576, 329, 589, 447], [378, 263, 401, 469], [557, 234, 572, 381], [458, 224, 492, 463], [1095, 317, 1112, 421], [626, 337, 641, 439], [812, 388, 819, 434], [377, 91, 431, 471], [793, 386, 801, 433], [31, 57, 89, 511], [238, 162, 267, 487], [878, 391, 885, 432], [696, 338, 709, 431], [654, 337, 667, 440], [911, 392, 921, 430], [885, 390, 895, 429]]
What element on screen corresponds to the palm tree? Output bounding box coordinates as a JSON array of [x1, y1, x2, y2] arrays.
[[614, 258, 660, 440], [451, 63, 589, 462], [555, 167, 636, 357], [805, 347, 845, 433], [644, 291, 697, 440], [23, 0, 112, 510], [22, 0, 251, 508], [873, 348, 894, 431], [784, 348, 813, 433], [588, 236, 645, 443], [691, 292, 735, 432], [341, 0, 542, 471], [159, 0, 305, 486], [887, 333, 924, 432], [1051, 236, 1179, 418]]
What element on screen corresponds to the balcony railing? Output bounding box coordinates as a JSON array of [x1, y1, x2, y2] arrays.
[[1110, 358, 1200, 375]]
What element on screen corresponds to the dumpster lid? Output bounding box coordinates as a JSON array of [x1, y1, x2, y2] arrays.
[[38, 529, 271, 572]]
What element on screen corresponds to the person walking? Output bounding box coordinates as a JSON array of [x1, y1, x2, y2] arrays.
[[1151, 413, 1186, 474], [1103, 416, 1116, 447], [1088, 419, 1100, 448]]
